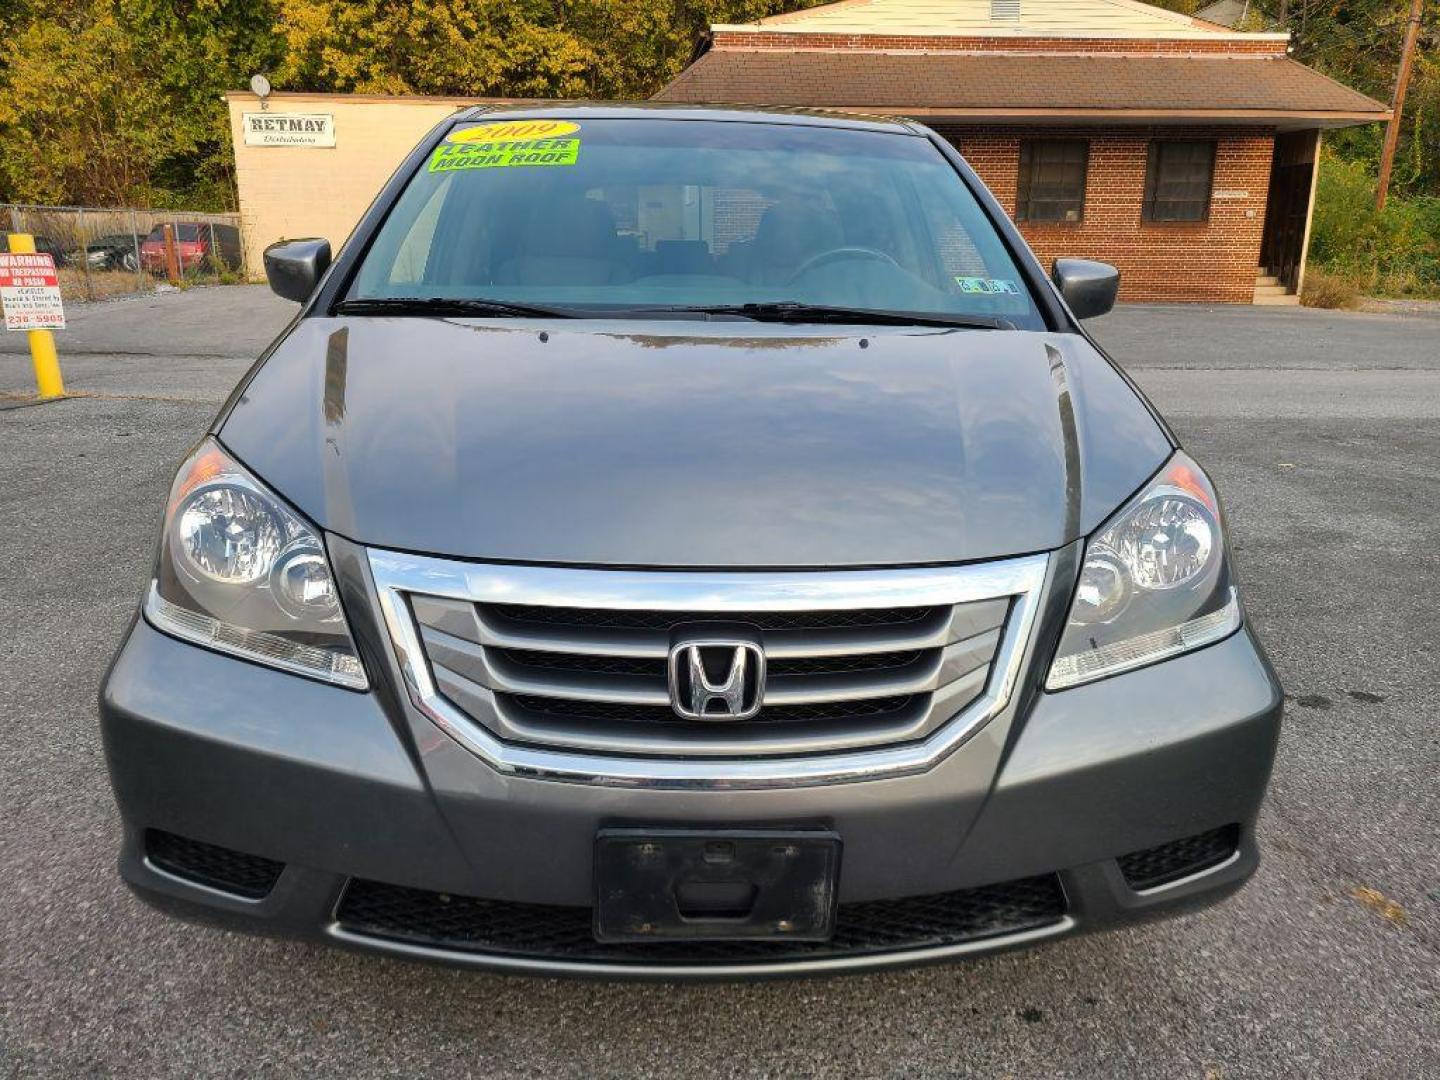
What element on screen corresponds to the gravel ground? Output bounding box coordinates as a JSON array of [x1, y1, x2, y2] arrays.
[[1, 291, 1436, 1078]]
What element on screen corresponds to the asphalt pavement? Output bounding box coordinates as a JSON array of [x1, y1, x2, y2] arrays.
[[1, 288, 1436, 1078]]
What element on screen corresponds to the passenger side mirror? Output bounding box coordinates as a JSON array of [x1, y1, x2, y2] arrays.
[[1051, 259, 1119, 320], [264, 238, 331, 303]]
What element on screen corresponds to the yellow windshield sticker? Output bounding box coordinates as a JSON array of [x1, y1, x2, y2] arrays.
[[448, 120, 581, 145], [429, 136, 580, 173]]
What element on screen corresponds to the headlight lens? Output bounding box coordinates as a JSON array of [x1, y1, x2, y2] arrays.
[[176, 486, 285, 584], [1046, 452, 1241, 690], [145, 439, 367, 689]]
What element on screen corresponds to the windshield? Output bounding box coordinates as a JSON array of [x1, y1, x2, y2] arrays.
[[350, 117, 1045, 330]]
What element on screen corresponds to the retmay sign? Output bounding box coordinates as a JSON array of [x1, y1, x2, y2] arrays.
[[242, 113, 336, 148]]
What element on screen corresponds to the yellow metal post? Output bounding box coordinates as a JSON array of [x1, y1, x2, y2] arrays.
[[5, 232, 65, 398]]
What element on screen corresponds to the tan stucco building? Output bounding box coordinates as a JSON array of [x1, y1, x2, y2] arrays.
[[226, 91, 512, 278]]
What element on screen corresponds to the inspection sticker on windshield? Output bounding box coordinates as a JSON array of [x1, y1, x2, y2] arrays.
[[955, 277, 1020, 296]]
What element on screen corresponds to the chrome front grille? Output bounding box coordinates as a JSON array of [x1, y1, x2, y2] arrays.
[[408, 595, 1009, 758], [369, 551, 1050, 787], [481, 604, 942, 631]]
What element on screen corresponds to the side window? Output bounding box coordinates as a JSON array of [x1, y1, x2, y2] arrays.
[[388, 175, 453, 284], [1016, 140, 1089, 223], [908, 164, 1033, 318], [912, 175, 995, 280], [1143, 140, 1216, 223]]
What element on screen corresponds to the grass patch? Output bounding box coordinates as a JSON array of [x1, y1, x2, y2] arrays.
[[56, 267, 149, 302], [1301, 268, 1364, 309]]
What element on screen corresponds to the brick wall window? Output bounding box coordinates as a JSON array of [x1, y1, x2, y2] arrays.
[[1143, 140, 1217, 222], [1016, 140, 1089, 223]]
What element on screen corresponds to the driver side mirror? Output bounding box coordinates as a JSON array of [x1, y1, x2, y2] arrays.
[[264, 238, 331, 303], [1051, 258, 1119, 320]]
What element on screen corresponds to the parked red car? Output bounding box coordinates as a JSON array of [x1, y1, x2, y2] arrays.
[[139, 223, 242, 274]]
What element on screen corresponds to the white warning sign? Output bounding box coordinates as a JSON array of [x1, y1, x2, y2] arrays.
[[0, 253, 65, 331]]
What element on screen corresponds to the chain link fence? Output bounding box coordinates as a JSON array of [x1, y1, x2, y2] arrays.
[[1, 204, 247, 302]]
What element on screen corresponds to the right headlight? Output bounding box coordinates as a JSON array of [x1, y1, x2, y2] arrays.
[[1046, 451, 1242, 690], [143, 438, 367, 689]]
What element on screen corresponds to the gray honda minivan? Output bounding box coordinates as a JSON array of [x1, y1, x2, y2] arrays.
[[100, 104, 1282, 978]]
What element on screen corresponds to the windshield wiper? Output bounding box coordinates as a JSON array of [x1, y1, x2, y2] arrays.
[[333, 297, 1010, 329], [644, 302, 1011, 330], [332, 297, 578, 319]]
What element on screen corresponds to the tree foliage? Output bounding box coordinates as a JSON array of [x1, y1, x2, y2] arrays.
[[1152, 0, 1440, 194], [0, 0, 284, 208], [0, 8, 166, 206], [1308, 147, 1440, 293], [271, 1, 824, 99]]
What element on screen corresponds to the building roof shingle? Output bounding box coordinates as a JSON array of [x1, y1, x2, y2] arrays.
[[656, 50, 1388, 125]]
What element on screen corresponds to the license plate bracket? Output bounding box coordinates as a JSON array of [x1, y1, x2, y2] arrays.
[[594, 829, 841, 943]]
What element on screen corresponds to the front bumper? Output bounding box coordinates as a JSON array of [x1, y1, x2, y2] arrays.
[[100, 599, 1282, 978]]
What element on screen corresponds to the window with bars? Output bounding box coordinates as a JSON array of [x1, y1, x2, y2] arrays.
[[1016, 141, 1088, 223], [1143, 140, 1216, 222]]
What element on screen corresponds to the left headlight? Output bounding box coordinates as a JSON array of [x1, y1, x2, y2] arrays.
[[1046, 451, 1242, 690], [144, 438, 368, 689]]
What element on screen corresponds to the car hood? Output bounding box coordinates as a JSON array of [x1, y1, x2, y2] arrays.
[[217, 317, 1172, 567]]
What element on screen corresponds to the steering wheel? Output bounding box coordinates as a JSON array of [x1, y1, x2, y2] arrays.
[[786, 246, 901, 284]]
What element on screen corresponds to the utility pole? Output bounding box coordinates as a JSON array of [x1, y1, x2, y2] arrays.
[[1376, 0, 1424, 210]]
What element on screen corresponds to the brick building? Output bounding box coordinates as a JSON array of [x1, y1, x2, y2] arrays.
[[654, 0, 1389, 303]]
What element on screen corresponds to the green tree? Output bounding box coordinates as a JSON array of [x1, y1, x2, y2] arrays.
[[273, 0, 829, 99], [560, 0, 834, 98], [0, 6, 170, 205], [121, 0, 288, 206], [1153, 0, 1439, 197], [1309, 148, 1440, 292], [0, 0, 284, 207]]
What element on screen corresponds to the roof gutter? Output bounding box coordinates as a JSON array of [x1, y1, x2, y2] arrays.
[[806, 106, 1392, 129]]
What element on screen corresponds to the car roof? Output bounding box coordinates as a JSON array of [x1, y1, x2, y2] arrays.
[[452, 101, 922, 136]]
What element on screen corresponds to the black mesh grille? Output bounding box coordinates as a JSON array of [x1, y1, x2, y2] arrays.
[[335, 874, 1066, 965], [1117, 825, 1240, 890], [485, 604, 937, 633], [498, 649, 663, 677], [771, 651, 924, 676], [505, 694, 916, 725], [145, 829, 284, 899]]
